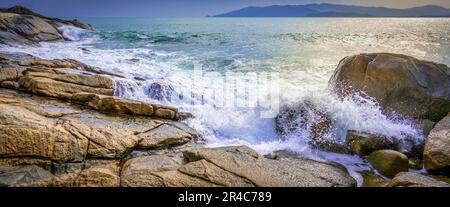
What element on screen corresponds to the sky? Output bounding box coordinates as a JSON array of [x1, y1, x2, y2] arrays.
[[0, 0, 449, 17]]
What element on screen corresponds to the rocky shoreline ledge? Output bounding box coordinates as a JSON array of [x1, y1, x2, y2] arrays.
[[1, 6, 449, 187], [0, 51, 358, 187]]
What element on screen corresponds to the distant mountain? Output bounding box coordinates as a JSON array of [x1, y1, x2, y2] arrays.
[[213, 3, 450, 17]]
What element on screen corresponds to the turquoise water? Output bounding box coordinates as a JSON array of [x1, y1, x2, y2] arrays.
[[2, 18, 449, 182]]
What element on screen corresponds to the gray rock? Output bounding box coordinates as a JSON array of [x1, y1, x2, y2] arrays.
[[424, 113, 450, 172], [389, 172, 449, 187], [0, 165, 53, 186]]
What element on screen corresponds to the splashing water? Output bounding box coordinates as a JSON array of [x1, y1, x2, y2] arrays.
[[2, 18, 447, 183]]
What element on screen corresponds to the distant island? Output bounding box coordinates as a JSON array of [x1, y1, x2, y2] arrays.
[[213, 3, 450, 17]]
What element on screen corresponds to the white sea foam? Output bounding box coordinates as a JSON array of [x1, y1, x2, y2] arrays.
[[57, 25, 92, 41]]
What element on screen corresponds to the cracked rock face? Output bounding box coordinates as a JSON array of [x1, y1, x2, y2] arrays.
[[121, 146, 356, 187]]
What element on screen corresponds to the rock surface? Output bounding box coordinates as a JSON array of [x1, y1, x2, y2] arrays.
[[347, 131, 394, 156], [0, 5, 93, 45], [368, 150, 409, 178], [388, 172, 449, 187], [121, 146, 356, 187], [329, 53, 450, 122], [360, 171, 388, 187], [423, 113, 450, 172]]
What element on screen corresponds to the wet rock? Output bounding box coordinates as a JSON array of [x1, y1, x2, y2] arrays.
[[329, 53, 450, 122], [80, 48, 91, 54], [388, 172, 449, 187], [408, 158, 423, 170], [175, 111, 194, 120], [394, 137, 425, 158], [424, 113, 450, 172], [347, 131, 394, 156], [368, 150, 409, 178], [275, 101, 349, 154], [137, 123, 198, 149], [126, 58, 140, 63], [415, 119, 436, 137], [145, 81, 175, 101], [360, 171, 388, 187]]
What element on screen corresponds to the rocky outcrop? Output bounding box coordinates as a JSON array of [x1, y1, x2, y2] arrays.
[[389, 172, 449, 187], [0, 52, 179, 120], [0, 6, 93, 30], [121, 146, 356, 187], [368, 150, 409, 178], [329, 53, 450, 122], [0, 52, 358, 187], [0, 52, 119, 76], [423, 113, 450, 172], [0, 5, 93, 46]]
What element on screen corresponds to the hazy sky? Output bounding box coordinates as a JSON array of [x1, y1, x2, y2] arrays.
[[1, 0, 449, 17]]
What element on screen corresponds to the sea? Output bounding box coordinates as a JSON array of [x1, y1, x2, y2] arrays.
[[2, 18, 449, 184]]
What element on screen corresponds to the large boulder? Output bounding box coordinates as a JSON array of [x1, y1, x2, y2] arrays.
[[368, 150, 409, 178], [329, 53, 450, 122], [388, 172, 449, 187], [423, 113, 450, 172]]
